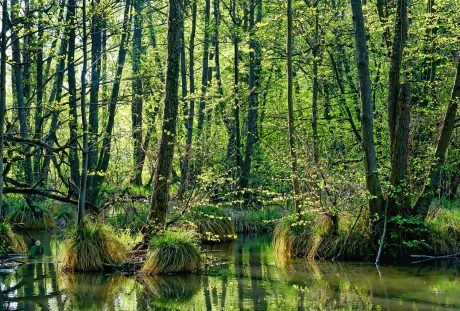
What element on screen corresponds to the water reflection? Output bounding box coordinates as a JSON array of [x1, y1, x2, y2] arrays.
[[2, 233, 460, 310]]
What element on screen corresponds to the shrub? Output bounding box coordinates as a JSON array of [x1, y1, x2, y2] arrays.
[[141, 231, 201, 275], [0, 222, 27, 254], [61, 219, 128, 272]]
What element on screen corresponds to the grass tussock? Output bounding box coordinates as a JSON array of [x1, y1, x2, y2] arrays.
[[273, 213, 329, 259], [0, 222, 27, 254], [141, 231, 201, 275], [61, 220, 128, 272], [426, 205, 460, 255], [188, 205, 237, 242], [7, 204, 55, 230], [232, 209, 282, 233]]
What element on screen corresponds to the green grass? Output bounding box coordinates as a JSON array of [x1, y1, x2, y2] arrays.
[[426, 204, 460, 255], [61, 219, 128, 272], [0, 222, 27, 254], [186, 205, 237, 242], [141, 230, 201, 275]]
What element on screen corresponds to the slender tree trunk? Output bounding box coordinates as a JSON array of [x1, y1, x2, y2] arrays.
[[33, 11, 44, 183], [232, 4, 242, 181], [387, 0, 410, 214], [87, 0, 103, 191], [287, 0, 300, 214], [179, 0, 197, 198], [240, 0, 261, 192], [90, 0, 132, 205], [0, 0, 7, 219], [132, 0, 144, 186], [147, 0, 183, 231], [67, 0, 81, 193], [350, 0, 384, 218], [311, 10, 319, 163], [196, 0, 211, 141], [10, 0, 33, 187], [414, 53, 460, 217], [78, 0, 89, 224]]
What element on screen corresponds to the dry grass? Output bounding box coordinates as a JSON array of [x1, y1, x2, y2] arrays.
[[0, 222, 27, 254], [141, 231, 201, 275], [61, 220, 128, 272]]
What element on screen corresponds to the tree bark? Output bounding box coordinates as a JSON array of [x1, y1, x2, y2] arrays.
[[0, 0, 7, 219], [132, 0, 144, 186], [147, 0, 183, 230], [287, 0, 300, 214], [350, 0, 384, 218]]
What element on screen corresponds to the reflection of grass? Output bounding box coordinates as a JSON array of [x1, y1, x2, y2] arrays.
[[61, 273, 125, 310], [0, 222, 27, 254], [142, 231, 201, 275], [61, 219, 127, 272], [138, 274, 202, 306], [187, 205, 237, 242]]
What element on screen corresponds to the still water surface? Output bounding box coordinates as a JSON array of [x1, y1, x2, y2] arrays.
[[1, 232, 460, 310]]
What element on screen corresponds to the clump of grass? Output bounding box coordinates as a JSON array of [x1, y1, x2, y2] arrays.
[[426, 207, 460, 255], [273, 212, 328, 259], [141, 230, 201, 275], [187, 205, 237, 242], [0, 222, 27, 254], [7, 203, 55, 230], [61, 219, 128, 272], [232, 209, 283, 233]]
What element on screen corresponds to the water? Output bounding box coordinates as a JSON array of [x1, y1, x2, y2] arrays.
[[2, 232, 460, 310]]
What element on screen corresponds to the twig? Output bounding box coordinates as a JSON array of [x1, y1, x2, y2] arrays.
[[375, 200, 389, 267]]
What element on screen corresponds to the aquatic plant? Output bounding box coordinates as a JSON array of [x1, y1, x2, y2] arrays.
[[0, 222, 27, 254], [187, 205, 237, 242], [61, 219, 128, 272], [141, 230, 201, 275]]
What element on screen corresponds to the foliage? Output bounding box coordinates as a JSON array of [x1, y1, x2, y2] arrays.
[[141, 230, 201, 275], [232, 208, 283, 233], [0, 222, 27, 254], [61, 219, 128, 272]]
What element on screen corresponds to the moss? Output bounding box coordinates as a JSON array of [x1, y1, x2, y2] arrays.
[[61, 219, 128, 272], [141, 231, 201, 275], [0, 222, 27, 254], [187, 205, 237, 242], [7, 203, 55, 230]]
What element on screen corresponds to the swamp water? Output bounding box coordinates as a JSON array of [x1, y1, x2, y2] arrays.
[[1, 233, 460, 310]]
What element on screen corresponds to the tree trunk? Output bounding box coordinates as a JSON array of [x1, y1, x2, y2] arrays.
[[132, 0, 144, 186], [350, 0, 384, 218], [387, 0, 410, 214], [179, 0, 197, 199], [414, 54, 460, 217], [240, 0, 261, 192], [78, 0, 89, 224], [311, 10, 319, 163], [67, 0, 81, 193], [287, 0, 300, 214], [147, 0, 183, 231], [87, 0, 103, 191], [0, 0, 7, 219]]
